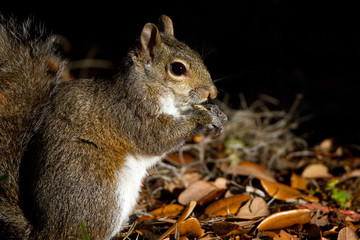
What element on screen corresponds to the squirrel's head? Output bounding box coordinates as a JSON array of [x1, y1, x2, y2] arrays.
[[131, 15, 217, 109]]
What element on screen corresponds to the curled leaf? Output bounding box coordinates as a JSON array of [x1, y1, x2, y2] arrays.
[[172, 217, 202, 238], [229, 161, 276, 182], [137, 204, 184, 223], [237, 197, 270, 218], [212, 221, 239, 235], [158, 201, 197, 240], [302, 163, 332, 178], [178, 180, 217, 205], [257, 209, 312, 231], [291, 172, 307, 191], [260, 179, 318, 202], [205, 194, 252, 216], [197, 188, 227, 206], [273, 230, 300, 240], [337, 227, 359, 240]]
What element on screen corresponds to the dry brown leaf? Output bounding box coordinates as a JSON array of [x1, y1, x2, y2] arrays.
[[212, 220, 253, 236], [345, 222, 360, 234], [178, 180, 217, 205], [340, 169, 360, 182], [197, 188, 227, 206], [214, 177, 228, 189], [137, 204, 184, 223], [301, 223, 322, 239], [337, 227, 359, 240], [158, 201, 197, 240], [260, 179, 319, 202], [229, 161, 276, 182], [257, 209, 312, 231], [290, 172, 307, 191], [319, 138, 333, 152], [273, 230, 300, 240], [311, 208, 329, 227], [301, 163, 333, 178], [298, 203, 360, 221], [212, 221, 239, 235], [182, 172, 203, 186], [171, 217, 202, 238], [237, 197, 270, 218], [260, 231, 279, 238], [204, 194, 252, 216]]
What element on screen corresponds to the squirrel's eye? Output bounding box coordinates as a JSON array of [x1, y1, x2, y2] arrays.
[[170, 62, 187, 76]]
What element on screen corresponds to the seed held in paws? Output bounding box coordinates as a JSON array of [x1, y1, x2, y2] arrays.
[[193, 104, 208, 111]]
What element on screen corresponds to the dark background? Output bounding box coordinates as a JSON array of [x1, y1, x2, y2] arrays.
[[2, 1, 360, 146]]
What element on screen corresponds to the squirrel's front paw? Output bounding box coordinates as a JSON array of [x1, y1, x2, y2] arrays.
[[192, 109, 213, 126], [192, 104, 227, 135], [201, 104, 227, 135]]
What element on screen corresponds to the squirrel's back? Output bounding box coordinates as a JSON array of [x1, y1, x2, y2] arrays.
[[0, 17, 65, 239]]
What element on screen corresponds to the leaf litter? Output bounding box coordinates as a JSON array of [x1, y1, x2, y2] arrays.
[[116, 94, 360, 240]]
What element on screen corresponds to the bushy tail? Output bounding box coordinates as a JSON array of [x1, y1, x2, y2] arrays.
[[0, 17, 65, 239]]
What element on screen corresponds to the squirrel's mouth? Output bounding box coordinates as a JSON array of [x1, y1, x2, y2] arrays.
[[178, 101, 208, 115], [177, 90, 210, 112], [179, 95, 207, 107]]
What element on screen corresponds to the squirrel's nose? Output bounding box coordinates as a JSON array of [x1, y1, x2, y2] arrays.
[[208, 86, 218, 99]]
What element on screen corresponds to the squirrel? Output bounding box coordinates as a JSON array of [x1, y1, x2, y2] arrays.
[[0, 15, 227, 239]]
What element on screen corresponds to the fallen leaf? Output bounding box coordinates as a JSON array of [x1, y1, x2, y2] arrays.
[[319, 138, 333, 152], [340, 169, 360, 182], [291, 172, 307, 191], [223, 228, 251, 237], [301, 223, 322, 239], [204, 194, 252, 216], [298, 203, 360, 221], [171, 217, 202, 238], [197, 188, 227, 206], [213, 177, 228, 189], [260, 179, 319, 202], [229, 161, 276, 182], [338, 209, 360, 221], [158, 201, 197, 240], [178, 180, 217, 205], [137, 204, 184, 223], [302, 163, 333, 178], [182, 172, 203, 186], [337, 227, 359, 240], [257, 209, 312, 231], [259, 231, 278, 238], [273, 230, 300, 240], [311, 208, 329, 226], [237, 197, 270, 218], [212, 221, 239, 235]]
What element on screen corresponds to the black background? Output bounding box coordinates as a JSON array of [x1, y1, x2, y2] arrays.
[[2, 1, 360, 146]]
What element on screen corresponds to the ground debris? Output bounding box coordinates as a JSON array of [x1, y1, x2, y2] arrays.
[[117, 96, 360, 240]]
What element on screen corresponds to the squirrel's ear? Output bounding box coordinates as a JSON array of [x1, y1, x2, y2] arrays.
[[158, 15, 174, 36], [140, 23, 161, 63]]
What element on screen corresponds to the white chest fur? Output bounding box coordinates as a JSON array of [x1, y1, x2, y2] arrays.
[[158, 94, 180, 118], [107, 155, 162, 239]]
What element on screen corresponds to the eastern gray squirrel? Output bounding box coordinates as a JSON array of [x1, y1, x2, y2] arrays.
[[0, 15, 227, 239]]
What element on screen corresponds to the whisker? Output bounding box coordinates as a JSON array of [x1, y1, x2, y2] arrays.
[[212, 75, 234, 83], [215, 87, 226, 95], [212, 70, 265, 83], [203, 48, 217, 60]]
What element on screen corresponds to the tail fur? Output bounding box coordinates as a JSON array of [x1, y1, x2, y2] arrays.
[[0, 17, 65, 239]]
